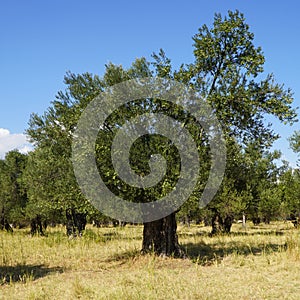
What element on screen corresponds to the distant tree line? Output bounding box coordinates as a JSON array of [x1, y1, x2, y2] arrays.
[[1, 144, 299, 237]]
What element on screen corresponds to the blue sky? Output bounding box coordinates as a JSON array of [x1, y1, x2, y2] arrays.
[[0, 0, 299, 165]]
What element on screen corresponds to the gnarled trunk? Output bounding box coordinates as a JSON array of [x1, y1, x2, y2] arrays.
[[66, 208, 87, 237], [211, 212, 223, 235], [0, 207, 13, 232], [30, 215, 45, 236], [142, 212, 184, 257], [211, 210, 233, 235]]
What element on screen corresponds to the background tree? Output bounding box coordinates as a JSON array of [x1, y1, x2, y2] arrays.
[[24, 76, 102, 236], [289, 131, 300, 166], [244, 147, 282, 225], [277, 134, 300, 226], [280, 168, 300, 226], [0, 151, 28, 231], [182, 10, 296, 233]]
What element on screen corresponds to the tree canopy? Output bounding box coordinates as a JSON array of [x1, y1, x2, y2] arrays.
[[0, 10, 298, 255]]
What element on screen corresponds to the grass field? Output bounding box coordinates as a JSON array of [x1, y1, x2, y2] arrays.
[[0, 222, 300, 299]]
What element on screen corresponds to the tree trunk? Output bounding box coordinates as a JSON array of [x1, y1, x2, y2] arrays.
[[223, 216, 233, 233], [0, 208, 13, 232], [142, 212, 184, 257], [252, 216, 261, 225], [242, 213, 246, 229], [211, 210, 233, 235], [211, 212, 223, 235], [66, 208, 87, 237], [30, 215, 45, 236], [66, 208, 76, 237]]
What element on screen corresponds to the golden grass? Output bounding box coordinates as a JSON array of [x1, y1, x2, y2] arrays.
[[0, 222, 299, 299]]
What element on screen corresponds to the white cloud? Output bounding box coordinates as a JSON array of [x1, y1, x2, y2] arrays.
[[0, 128, 33, 159], [0, 128, 10, 138]]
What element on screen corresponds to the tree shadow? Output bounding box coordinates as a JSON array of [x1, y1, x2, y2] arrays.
[[83, 229, 142, 243], [184, 240, 285, 266], [220, 230, 284, 237], [104, 249, 141, 265], [0, 264, 64, 285], [179, 229, 285, 238]]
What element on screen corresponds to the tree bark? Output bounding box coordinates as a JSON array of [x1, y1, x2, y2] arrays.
[[252, 216, 261, 225], [223, 216, 233, 233], [142, 212, 184, 257], [30, 215, 45, 236], [211, 210, 233, 235], [0, 208, 13, 232], [211, 212, 223, 235], [66, 208, 87, 237]]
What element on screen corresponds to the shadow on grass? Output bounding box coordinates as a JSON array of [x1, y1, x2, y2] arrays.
[[104, 249, 141, 265], [184, 240, 284, 265], [229, 230, 284, 236], [0, 264, 64, 285], [83, 229, 142, 243], [179, 230, 285, 238]]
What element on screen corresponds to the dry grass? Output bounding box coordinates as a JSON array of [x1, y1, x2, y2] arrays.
[[0, 222, 300, 299]]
